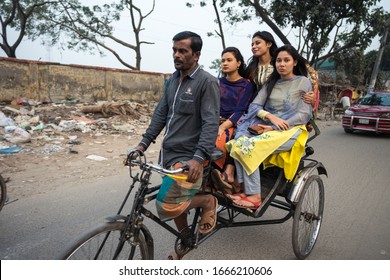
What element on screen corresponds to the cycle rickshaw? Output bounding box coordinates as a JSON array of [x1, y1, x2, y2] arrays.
[[59, 120, 327, 260]]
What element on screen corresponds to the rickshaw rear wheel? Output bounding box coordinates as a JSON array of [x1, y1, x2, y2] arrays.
[[292, 174, 324, 259]]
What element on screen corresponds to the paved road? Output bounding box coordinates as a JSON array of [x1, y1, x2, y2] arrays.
[[0, 125, 389, 260]]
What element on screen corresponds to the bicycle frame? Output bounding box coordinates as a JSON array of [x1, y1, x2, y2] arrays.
[[103, 151, 215, 258]]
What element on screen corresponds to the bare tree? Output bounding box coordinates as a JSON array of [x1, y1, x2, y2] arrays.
[[0, 0, 156, 70], [187, 1, 226, 50], [0, 0, 57, 58], [42, 0, 156, 70]]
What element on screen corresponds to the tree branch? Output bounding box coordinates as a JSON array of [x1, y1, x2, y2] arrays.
[[249, 0, 291, 45]]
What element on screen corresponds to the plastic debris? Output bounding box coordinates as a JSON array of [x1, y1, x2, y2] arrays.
[[86, 155, 108, 161], [40, 144, 63, 154], [70, 115, 96, 124], [58, 120, 77, 132], [4, 126, 31, 144], [0, 111, 16, 127], [0, 146, 23, 154]]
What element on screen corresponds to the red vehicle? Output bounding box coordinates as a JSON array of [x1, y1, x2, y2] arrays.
[[342, 91, 390, 134]]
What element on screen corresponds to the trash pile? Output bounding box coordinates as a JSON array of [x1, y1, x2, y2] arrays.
[[0, 98, 157, 156]]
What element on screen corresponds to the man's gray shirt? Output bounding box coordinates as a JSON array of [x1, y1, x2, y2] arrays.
[[139, 64, 220, 168]]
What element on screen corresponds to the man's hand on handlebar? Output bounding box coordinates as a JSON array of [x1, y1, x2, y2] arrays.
[[181, 159, 202, 183], [126, 146, 146, 165]]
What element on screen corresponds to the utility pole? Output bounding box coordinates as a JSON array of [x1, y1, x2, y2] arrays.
[[368, 18, 390, 93]]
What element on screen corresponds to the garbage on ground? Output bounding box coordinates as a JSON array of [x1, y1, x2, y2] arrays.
[[39, 144, 63, 154], [0, 146, 23, 154], [52, 98, 79, 104], [16, 98, 31, 106], [0, 111, 16, 127], [68, 139, 82, 145], [4, 126, 31, 144], [81, 102, 140, 117], [3, 106, 34, 115], [58, 120, 77, 132], [70, 115, 96, 124], [0, 99, 155, 155], [112, 123, 135, 132], [86, 155, 108, 161], [12, 97, 43, 107]]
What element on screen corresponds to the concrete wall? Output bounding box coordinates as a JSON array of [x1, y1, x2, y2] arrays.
[[0, 57, 168, 103]]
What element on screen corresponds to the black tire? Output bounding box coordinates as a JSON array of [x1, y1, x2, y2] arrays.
[[60, 222, 150, 260], [344, 128, 353, 133], [0, 175, 6, 212], [292, 175, 324, 259]]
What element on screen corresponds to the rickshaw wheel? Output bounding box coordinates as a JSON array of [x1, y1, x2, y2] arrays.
[[292, 174, 324, 259]]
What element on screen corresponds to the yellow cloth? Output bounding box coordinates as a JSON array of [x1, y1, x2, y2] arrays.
[[226, 125, 308, 180]]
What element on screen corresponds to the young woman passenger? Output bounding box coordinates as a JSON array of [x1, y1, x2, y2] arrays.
[[226, 45, 313, 209], [214, 47, 255, 186], [246, 31, 278, 92], [246, 31, 318, 110]]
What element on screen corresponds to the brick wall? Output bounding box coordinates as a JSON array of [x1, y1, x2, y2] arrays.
[[0, 57, 169, 103]]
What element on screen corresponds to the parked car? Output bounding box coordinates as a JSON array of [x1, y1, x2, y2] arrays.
[[342, 91, 390, 134]]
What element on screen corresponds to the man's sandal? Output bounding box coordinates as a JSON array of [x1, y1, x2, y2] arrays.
[[199, 196, 218, 234]]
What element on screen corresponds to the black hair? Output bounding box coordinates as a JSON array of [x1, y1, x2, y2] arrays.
[[265, 44, 309, 97], [252, 31, 278, 57], [221, 46, 247, 78], [245, 31, 278, 83], [172, 31, 203, 53]]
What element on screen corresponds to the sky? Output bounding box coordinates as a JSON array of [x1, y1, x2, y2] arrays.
[[3, 0, 390, 75]]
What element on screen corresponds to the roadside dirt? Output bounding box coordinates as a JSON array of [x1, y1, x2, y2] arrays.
[[1, 129, 164, 202], [0, 102, 339, 203], [0, 102, 162, 202]]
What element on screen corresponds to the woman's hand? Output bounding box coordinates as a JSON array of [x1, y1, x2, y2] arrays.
[[217, 120, 233, 140], [217, 126, 225, 140], [302, 91, 316, 106], [266, 114, 289, 130]]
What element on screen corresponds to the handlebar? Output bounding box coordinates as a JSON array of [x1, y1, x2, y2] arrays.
[[125, 150, 189, 180]]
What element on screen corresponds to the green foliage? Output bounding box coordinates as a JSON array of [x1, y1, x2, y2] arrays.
[[0, 0, 59, 57], [364, 44, 390, 89], [217, 0, 388, 65], [374, 71, 387, 90], [333, 47, 366, 86], [209, 58, 222, 75]]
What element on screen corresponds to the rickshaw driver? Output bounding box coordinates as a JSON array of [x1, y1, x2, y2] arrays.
[[133, 31, 220, 257]]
